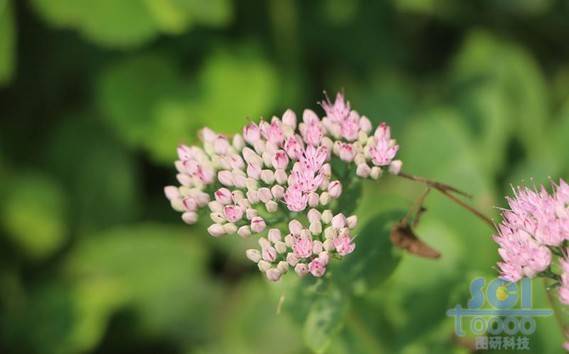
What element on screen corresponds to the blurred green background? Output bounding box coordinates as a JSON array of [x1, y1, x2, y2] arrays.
[[1, 0, 569, 353]]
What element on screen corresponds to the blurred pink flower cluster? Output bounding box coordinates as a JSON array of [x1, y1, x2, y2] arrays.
[[494, 180, 569, 303], [165, 93, 402, 281]]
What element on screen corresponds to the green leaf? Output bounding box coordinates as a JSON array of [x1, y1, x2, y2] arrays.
[[66, 223, 218, 341], [0, 0, 15, 85], [303, 288, 348, 354], [1, 173, 67, 260], [333, 211, 404, 295], [44, 115, 141, 233], [194, 49, 278, 134]]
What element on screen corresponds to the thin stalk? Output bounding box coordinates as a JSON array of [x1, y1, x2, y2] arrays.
[[397, 172, 494, 229], [543, 278, 569, 343]]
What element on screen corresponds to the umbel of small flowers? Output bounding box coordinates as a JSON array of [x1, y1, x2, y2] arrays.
[[493, 179, 569, 306], [164, 92, 402, 281]]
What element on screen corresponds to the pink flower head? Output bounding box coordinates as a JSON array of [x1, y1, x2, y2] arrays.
[[261, 118, 285, 145], [321, 92, 351, 123], [272, 150, 289, 169], [243, 122, 261, 144], [292, 234, 313, 258], [284, 184, 309, 212], [369, 123, 399, 166], [333, 235, 356, 256], [308, 258, 327, 277], [224, 205, 243, 223], [284, 135, 304, 159]]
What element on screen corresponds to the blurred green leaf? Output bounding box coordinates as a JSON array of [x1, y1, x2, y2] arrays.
[[303, 287, 348, 354], [0, 0, 15, 85], [1, 173, 67, 260], [333, 210, 404, 295], [66, 223, 218, 342], [451, 30, 549, 158], [194, 49, 278, 134], [30, 0, 231, 48], [45, 115, 141, 233]]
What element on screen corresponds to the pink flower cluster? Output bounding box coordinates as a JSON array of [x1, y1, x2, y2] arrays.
[[494, 180, 569, 288], [165, 92, 402, 281]]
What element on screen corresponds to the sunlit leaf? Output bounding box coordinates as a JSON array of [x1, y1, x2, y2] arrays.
[[1, 173, 67, 260]]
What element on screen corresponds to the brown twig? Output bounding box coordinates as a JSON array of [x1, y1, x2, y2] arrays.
[[396, 172, 494, 229]]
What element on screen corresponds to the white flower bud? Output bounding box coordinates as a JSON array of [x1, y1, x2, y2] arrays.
[[258, 260, 271, 272], [319, 192, 330, 205], [238, 226, 251, 238], [207, 224, 225, 237], [286, 252, 299, 266], [261, 169, 275, 184], [309, 221, 323, 235], [182, 212, 198, 224], [223, 223, 238, 234], [266, 268, 282, 282], [347, 215, 358, 229], [246, 249, 261, 263], [268, 229, 282, 243], [389, 160, 403, 175], [295, 263, 308, 277], [370, 166, 382, 180], [313, 240, 323, 254], [275, 241, 287, 254], [277, 261, 289, 273], [265, 200, 278, 213], [321, 210, 333, 224]]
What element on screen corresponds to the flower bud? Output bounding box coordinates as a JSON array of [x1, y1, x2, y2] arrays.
[[321, 210, 333, 224], [328, 181, 342, 198], [182, 212, 198, 224], [307, 209, 321, 224], [289, 220, 303, 234], [346, 215, 358, 229], [308, 192, 320, 207], [271, 185, 285, 200], [313, 240, 323, 254], [215, 188, 232, 204], [164, 186, 180, 200], [221, 222, 235, 233], [262, 246, 277, 262], [282, 109, 297, 128], [275, 241, 288, 254], [246, 249, 261, 263], [266, 268, 282, 282], [208, 200, 223, 213], [261, 169, 275, 184], [286, 253, 299, 266], [277, 261, 289, 273], [258, 187, 272, 203], [207, 224, 225, 237], [251, 216, 266, 233], [268, 229, 282, 243], [370, 166, 382, 180], [389, 160, 403, 175], [274, 169, 288, 184], [265, 201, 278, 213], [319, 192, 330, 205], [210, 212, 225, 224], [309, 221, 323, 235], [224, 205, 243, 223], [238, 226, 251, 238], [356, 163, 371, 178], [295, 263, 308, 277], [332, 213, 346, 229], [218, 170, 234, 186], [258, 260, 271, 272]]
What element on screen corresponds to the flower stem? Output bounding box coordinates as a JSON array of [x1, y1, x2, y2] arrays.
[[396, 172, 494, 229], [542, 278, 569, 343]]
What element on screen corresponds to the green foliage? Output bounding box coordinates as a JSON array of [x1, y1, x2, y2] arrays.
[[30, 0, 231, 48], [0, 0, 15, 85], [1, 173, 67, 259], [2, 1, 569, 354]]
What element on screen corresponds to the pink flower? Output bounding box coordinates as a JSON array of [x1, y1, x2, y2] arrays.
[[243, 122, 261, 144], [284, 135, 304, 159], [251, 216, 266, 233], [292, 235, 313, 258], [340, 113, 360, 141], [272, 150, 289, 169], [321, 92, 351, 123], [308, 258, 327, 277], [261, 118, 285, 145], [333, 235, 356, 256], [224, 205, 243, 223], [328, 181, 342, 198], [369, 123, 399, 166], [284, 184, 309, 212], [215, 188, 232, 204], [338, 143, 356, 161]]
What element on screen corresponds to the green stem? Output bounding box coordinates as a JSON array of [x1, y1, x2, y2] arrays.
[[542, 278, 569, 342]]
